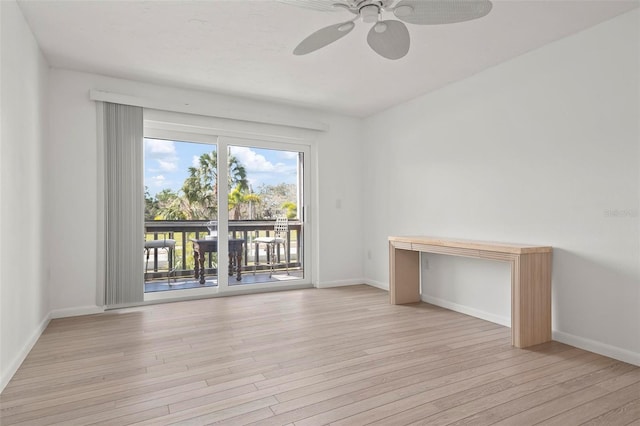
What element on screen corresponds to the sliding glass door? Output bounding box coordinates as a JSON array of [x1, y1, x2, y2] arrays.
[[142, 130, 310, 300], [143, 136, 220, 293], [226, 141, 307, 286]]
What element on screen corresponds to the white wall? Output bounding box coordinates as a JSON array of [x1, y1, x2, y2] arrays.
[[363, 10, 640, 364], [0, 0, 50, 391], [46, 69, 364, 315]]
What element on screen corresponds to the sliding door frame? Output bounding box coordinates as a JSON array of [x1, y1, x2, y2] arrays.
[[220, 136, 312, 291]]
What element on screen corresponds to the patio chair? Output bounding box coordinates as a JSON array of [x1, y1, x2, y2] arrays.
[[254, 216, 289, 277], [144, 235, 177, 285]]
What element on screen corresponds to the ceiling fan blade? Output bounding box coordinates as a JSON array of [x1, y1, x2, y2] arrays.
[[367, 20, 410, 60], [277, 0, 349, 12], [293, 21, 355, 55], [393, 0, 492, 25]]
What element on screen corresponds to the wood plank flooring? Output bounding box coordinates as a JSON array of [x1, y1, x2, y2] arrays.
[[1, 285, 638, 425]]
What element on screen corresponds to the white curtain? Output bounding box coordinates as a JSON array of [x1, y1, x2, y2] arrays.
[[99, 102, 144, 307]]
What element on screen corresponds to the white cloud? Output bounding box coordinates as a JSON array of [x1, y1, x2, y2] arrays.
[[192, 155, 201, 167], [145, 139, 179, 174], [145, 139, 176, 159], [232, 146, 276, 172], [280, 151, 298, 160], [158, 160, 177, 172], [149, 175, 166, 187]]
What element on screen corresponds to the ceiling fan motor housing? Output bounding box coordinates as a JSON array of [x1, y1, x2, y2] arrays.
[[360, 4, 380, 22], [341, 0, 393, 15]]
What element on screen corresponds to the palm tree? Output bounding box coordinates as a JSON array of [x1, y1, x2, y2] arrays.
[[229, 188, 262, 220], [182, 152, 217, 219], [180, 151, 250, 220], [154, 189, 187, 220]]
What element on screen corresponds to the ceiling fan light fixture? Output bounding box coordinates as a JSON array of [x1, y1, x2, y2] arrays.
[[374, 22, 388, 33], [360, 4, 379, 23], [338, 21, 355, 31], [332, 3, 351, 10]]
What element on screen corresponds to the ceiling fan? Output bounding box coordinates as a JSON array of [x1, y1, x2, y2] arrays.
[[279, 0, 493, 60]]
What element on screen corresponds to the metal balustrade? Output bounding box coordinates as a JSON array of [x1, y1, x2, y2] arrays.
[[144, 220, 303, 280]]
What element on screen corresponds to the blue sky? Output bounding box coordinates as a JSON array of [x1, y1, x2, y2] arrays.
[[144, 138, 299, 197]]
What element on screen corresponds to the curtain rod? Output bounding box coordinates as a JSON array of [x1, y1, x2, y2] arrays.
[[89, 89, 330, 132]]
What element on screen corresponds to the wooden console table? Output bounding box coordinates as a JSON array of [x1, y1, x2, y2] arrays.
[[389, 236, 552, 348]]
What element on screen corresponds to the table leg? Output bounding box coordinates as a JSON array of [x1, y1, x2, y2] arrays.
[[254, 242, 259, 275], [228, 253, 233, 277], [236, 251, 242, 281], [194, 249, 200, 280], [389, 243, 420, 305], [512, 252, 552, 348], [198, 251, 206, 285]]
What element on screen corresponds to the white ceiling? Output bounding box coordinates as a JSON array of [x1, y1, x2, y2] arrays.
[[17, 0, 639, 117]]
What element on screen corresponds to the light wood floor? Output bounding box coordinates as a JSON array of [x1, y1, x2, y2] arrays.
[[1, 285, 638, 425]]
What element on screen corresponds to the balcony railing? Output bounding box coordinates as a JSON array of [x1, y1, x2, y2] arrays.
[[144, 220, 302, 280]]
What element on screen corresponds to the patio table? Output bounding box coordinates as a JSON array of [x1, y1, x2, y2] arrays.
[[191, 238, 245, 284]]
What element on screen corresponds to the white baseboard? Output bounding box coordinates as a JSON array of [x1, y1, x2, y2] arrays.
[[422, 294, 511, 327], [50, 305, 104, 319], [0, 313, 51, 393], [553, 330, 640, 367], [363, 279, 389, 291], [316, 278, 366, 289], [422, 296, 639, 366]]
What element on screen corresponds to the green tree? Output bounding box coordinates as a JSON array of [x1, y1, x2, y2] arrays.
[[229, 188, 262, 220], [181, 152, 217, 219], [155, 189, 188, 220], [255, 183, 297, 219], [281, 201, 297, 219], [180, 151, 249, 220], [144, 186, 159, 221]]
